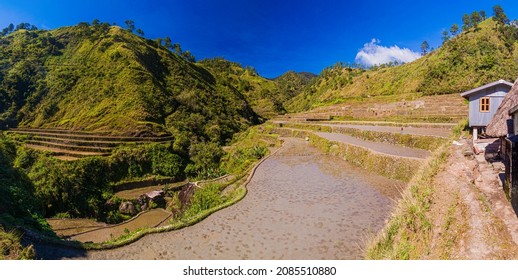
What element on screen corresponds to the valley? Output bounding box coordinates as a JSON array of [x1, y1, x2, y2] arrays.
[[1, 10, 518, 261]]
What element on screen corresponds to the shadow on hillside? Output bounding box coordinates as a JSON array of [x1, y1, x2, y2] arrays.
[[31, 242, 87, 260]]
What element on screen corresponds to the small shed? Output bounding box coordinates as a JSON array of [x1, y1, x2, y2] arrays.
[[461, 79, 513, 139]]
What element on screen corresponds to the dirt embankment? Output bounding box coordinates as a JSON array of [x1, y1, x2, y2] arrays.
[[428, 140, 518, 259], [368, 136, 518, 259]]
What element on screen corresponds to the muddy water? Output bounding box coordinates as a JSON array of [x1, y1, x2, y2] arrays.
[[71, 138, 403, 260]]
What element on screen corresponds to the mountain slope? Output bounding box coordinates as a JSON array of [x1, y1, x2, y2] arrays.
[[286, 19, 518, 112], [0, 23, 258, 144], [198, 58, 315, 118]]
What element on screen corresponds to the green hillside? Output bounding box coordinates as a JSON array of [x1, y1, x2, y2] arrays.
[[198, 58, 315, 118], [286, 19, 518, 112], [198, 58, 280, 118], [0, 22, 259, 145], [274, 70, 316, 104]]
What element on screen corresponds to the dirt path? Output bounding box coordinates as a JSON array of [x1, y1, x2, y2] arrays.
[[315, 132, 430, 159], [44, 138, 404, 260], [426, 139, 518, 259]]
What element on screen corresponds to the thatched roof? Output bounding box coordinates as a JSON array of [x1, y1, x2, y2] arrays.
[[486, 77, 518, 137]]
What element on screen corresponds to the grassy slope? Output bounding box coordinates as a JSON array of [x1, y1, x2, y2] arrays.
[[199, 58, 315, 118], [286, 20, 518, 112], [198, 58, 280, 118], [0, 24, 258, 142]]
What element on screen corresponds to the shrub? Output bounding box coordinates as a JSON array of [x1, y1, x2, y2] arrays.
[[182, 184, 223, 218], [185, 142, 224, 179]]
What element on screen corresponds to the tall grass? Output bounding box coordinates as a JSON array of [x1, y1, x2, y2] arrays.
[[365, 138, 450, 259]]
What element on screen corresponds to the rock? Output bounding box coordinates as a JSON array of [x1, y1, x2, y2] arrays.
[[119, 201, 136, 215], [462, 148, 474, 159], [145, 190, 164, 201], [145, 190, 166, 208]]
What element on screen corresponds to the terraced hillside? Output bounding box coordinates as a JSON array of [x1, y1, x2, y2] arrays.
[[0, 22, 259, 144], [286, 19, 518, 113], [268, 119, 451, 182], [6, 128, 174, 160], [281, 93, 467, 123]]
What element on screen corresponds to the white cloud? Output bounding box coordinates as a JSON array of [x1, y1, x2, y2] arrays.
[[355, 39, 421, 67]]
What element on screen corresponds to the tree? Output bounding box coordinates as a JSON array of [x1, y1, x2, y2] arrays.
[[420, 40, 430, 55], [450, 23, 459, 36], [15, 23, 32, 31], [155, 38, 163, 47], [471, 11, 481, 29], [462, 14, 472, 31], [92, 19, 100, 25], [136, 28, 144, 36], [480, 10, 486, 20], [78, 22, 90, 28], [124, 20, 135, 32], [493, 5, 509, 25], [173, 43, 182, 54], [164, 37, 172, 49], [7, 23, 13, 33], [441, 30, 450, 44], [182, 50, 195, 63]]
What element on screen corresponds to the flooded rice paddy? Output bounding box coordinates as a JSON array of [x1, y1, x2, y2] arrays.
[[39, 137, 404, 259]]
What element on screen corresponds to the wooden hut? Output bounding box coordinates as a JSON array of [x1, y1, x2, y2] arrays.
[[461, 79, 513, 140]]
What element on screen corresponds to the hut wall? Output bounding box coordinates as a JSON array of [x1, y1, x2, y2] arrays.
[[506, 135, 518, 213], [468, 85, 509, 127], [513, 113, 518, 135]]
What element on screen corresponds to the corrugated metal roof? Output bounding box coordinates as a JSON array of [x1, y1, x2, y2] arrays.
[[460, 79, 514, 98]]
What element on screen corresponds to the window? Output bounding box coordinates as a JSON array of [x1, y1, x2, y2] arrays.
[[480, 97, 490, 112]]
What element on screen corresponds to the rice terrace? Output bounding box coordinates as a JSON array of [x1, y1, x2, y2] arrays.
[[2, 2, 518, 262]]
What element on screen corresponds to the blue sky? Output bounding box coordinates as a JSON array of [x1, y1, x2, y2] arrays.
[[0, 0, 516, 78]]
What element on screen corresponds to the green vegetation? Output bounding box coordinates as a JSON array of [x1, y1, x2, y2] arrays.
[[0, 22, 259, 146], [286, 18, 518, 112], [277, 122, 446, 151], [0, 136, 44, 259], [0, 226, 35, 260], [182, 184, 224, 218], [4, 139, 185, 222], [220, 126, 279, 175], [365, 120, 468, 259], [0, 6, 515, 256], [365, 143, 450, 259], [199, 58, 314, 118], [0, 122, 279, 251]]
